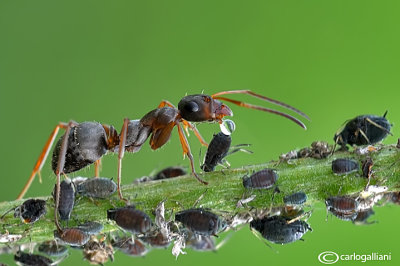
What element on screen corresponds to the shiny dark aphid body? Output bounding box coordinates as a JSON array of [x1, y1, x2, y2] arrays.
[[175, 208, 227, 236], [38, 240, 68, 257], [14, 251, 53, 266], [250, 216, 312, 244], [153, 166, 187, 180], [53, 179, 75, 221], [331, 158, 359, 175], [284, 192, 307, 206], [54, 227, 90, 247], [52, 122, 113, 174], [334, 113, 391, 147], [76, 177, 117, 199], [201, 132, 231, 172], [14, 199, 47, 224], [243, 168, 278, 189], [140, 231, 171, 248], [107, 206, 152, 234]]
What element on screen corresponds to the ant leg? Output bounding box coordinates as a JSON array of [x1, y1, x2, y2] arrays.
[[54, 121, 75, 232], [17, 122, 72, 200], [94, 159, 101, 177], [212, 90, 310, 120], [212, 96, 307, 129], [117, 118, 129, 202], [180, 119, 208, 147], [176, 123, 208, 185]]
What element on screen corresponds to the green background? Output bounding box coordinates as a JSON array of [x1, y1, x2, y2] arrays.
[[1, 0, 399, 265]]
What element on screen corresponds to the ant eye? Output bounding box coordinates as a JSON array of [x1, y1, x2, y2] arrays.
[[183, 101, 199, 113]]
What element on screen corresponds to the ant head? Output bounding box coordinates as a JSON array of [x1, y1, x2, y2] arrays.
[[178, 94, 233, 123]]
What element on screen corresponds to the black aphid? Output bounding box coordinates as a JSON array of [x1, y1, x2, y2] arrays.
[[243, 169, 278, 189], [107, 206, 152, 234], [13, 199, 47, 224], [334, 112, 391, 148], [331, 158, 359, 175], [175, 208, 227, 236], [53, 179, 75, 221], [14, 251, 53, 266], [250, 216, 312, 244], [284, 192, 307, 206], [38, 240, 68, 257], [140, 231, 171, 248], [153, 166, 187, 180], [76, 177, 117, 199], [201, 132, 232, 172]]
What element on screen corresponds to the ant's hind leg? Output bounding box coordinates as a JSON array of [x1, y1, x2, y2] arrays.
[[17, 121, 77, 200]]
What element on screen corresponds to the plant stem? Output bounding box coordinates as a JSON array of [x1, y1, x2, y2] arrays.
[[1, 143, 399, 246]]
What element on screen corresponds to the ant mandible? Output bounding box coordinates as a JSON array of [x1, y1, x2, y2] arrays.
[[17, 90, 309, 201]]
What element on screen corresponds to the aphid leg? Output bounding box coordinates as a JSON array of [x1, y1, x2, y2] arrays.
[[54, 121, 75, 233], [192, 189, 208, 208], [17, 122, 72, 200], [212, 90, 310, 120], [176, 123, 208, 185], [117, 118, 130, 202], [358, 129, 371, 144], [94, 159, 101, 177], [286, 211, 312, 224], [365, 117, 393, 135], [249, 227, 278, 253]]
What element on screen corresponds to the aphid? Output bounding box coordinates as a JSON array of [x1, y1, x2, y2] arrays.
[[250, 216, 312, 244], [201, 132, 252, 172], [19, 90, 309, 200], [77, 221, 104, 235], [175, 208, 227, 236], [38, 241, 68, 257], [331, 158, 359, 175], [387, 191, 400, 204], [52, 179, 75, 221], [14, 251, 54, 266], [112, 237, 149, 257], [153, 166, 187, 180], [242, 168, 279, 189], [309, 141, 332, 159], [83, 236, 114, 265], [172, 234, 187, 259], [107, 206, 152, 234], [326, 196, 358, 213], [333, 112, 392, 149], [283, 192, 307, 206], [54, 227, 90, 247], [0, 231, 22, 244], [76, 177, 117, 199], [2, 199, 47, 224], [325, 196, 359, 221], [361, 158, 374, 178]]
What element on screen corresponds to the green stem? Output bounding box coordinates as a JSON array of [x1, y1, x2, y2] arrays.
[[1, 143, 399, 245]]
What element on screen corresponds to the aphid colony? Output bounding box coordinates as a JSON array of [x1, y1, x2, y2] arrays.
[[3, 93, 397, 263]]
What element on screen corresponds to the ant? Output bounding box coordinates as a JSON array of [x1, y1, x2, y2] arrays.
[[18, 90, 309, 203]]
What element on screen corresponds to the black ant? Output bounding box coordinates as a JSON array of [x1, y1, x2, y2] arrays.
[[18, 90, 309, 202]]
